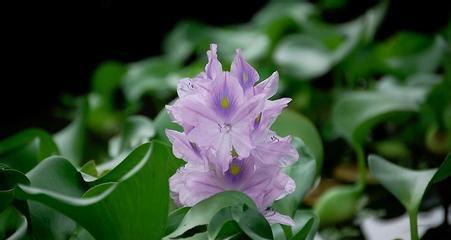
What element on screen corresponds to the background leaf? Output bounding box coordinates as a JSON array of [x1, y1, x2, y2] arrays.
[[272, 109, 323, 172]]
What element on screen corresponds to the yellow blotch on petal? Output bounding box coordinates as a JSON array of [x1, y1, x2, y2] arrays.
[[220, 96, 230, 109], [230, 164, 241, 176]]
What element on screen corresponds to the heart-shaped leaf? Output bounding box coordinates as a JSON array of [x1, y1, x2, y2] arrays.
[[368, 154, 451, 240], [332, 91, 420, 145], [368, 154, 450, 212]]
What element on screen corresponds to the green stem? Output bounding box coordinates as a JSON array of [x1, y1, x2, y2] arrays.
[[408, 209, 419, 240], [353, 144, 366, 191]]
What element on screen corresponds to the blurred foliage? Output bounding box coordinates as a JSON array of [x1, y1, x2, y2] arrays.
[[1, 0, 450, 239]]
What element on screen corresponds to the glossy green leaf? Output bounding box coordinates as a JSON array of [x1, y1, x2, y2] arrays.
[[274, 33, 335, 80], [208, 207, 241, 240], [210, 27, 270, 63], [87, 61, 127, 134], [122, 57, 179, 103], [166, 207, 190, 236], [208, 205, 273, 240], [332, 91, 419, 145], [163, 21, 209, 64], [271, 210, 319, 240], [376, 33, 446, 78], [23, 154, 88, 239], [0, 129, 58, 173], [291, 210, 319, 240], [252, 1, 317, 40], [368, 155, 450, 212], [274, 2, 385, 81], [17, 141, 170, 240], [0, 207, 28, 240], [234, 206, 272, 240], [368, 154, 450, 240], [273, 16, 363, 80], [154, 104, 183, 143], [0, 166, 29, 212], [108, 115, 155, 157], [314, 185, 362, 226], [165, 191, 257, 238], [54, 99, 88, 166], [272, 109, 323, 172], [91, 61, 127, 102], [273, 138, 316, 217]]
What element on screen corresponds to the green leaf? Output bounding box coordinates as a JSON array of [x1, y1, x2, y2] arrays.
[[87, 61, 127, 134], [0, 207, 28, 240], [91, 61, 127, 103], [273, 16, 363, 81], [166, 207, 190, 235], [271, 109, 323, 172], [163, 21, 209, 64], [377, 33, 446, 78], [108, 115, 155, 157], [154, 104, 183, 143], [0, 129, 58, 173], [17, 141, 171, 240], [234, 206, 273, 240], [332, 91, 419, 145], [368, 154, 450, 240], [273, 138, 316, 217], [0, 166, 29, 212], [252, 1, 317, 41], [54, 99, 88, 166], [210, 27, 270, 63], [274, 2, 386, 81], [368, 154, 450, 212], [291, 210, 319, 240], [122, 57, 179, 103], [208, 205, 273, 240], [208, 207, 241, 240], [23, 155, 88, 239], [313, 185, 362, 226], [165, 191, 257, 238], [274, 33, 335, 80]]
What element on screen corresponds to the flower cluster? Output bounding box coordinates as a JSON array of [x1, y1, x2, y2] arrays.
[[166, 44, 299, 225]]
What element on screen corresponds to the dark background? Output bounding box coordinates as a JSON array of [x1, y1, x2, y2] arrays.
[[1, 0, 450, 138]]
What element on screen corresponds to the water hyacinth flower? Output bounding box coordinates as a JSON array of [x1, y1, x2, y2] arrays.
[[166, 44, 299, 226]]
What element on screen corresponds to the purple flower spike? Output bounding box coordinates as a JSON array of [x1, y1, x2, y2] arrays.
[[166, 44, 299, 226]]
